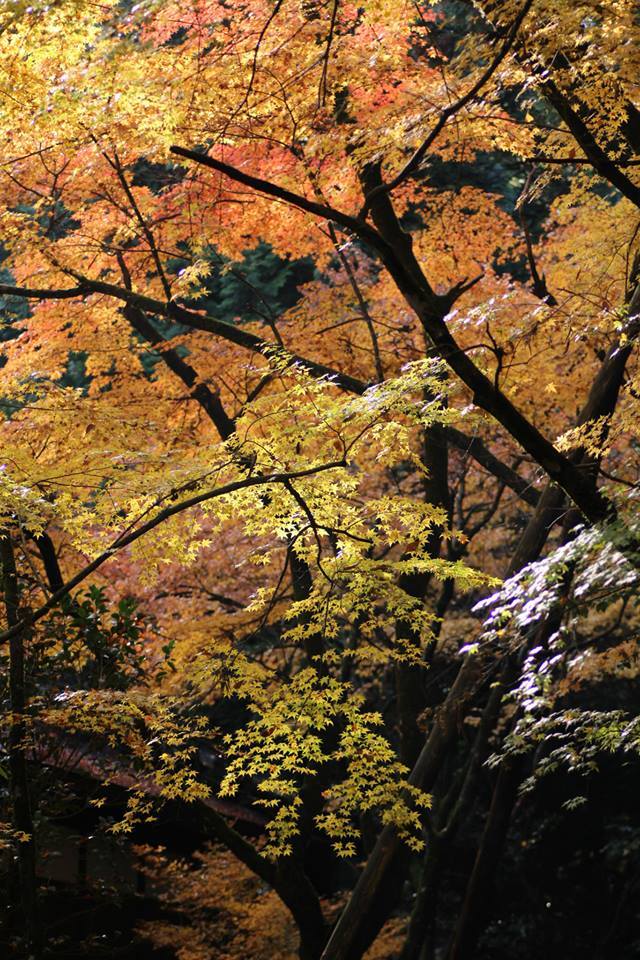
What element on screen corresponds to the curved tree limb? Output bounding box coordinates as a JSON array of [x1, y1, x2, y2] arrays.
[[0, 460, 346, 646]]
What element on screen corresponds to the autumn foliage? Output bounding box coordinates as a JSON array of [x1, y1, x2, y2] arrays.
[[0, 1, 639, 958]]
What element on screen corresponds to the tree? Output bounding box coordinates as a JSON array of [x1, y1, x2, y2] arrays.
[[0, 1, 639, 958]]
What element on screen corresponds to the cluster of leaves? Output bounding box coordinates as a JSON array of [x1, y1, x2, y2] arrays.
[[37, 586, 151, 690], [218, 666, 430, 858]]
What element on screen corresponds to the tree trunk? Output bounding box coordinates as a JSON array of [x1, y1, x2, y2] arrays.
[[1, 534, 41, 958], [445, 755, 526, 960]]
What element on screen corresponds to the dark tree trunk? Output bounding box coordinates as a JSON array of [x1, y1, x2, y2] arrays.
[[396, 421, 450, 766], [445, 756, 526, 960], [1, 535, 41, 958]]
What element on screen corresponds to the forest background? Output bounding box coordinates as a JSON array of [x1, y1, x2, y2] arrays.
[[0, 1, 639, 958]]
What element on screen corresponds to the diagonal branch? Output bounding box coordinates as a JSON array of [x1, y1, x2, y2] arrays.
[[465, 0, 640, 209], [444, 426, 539, 507], [0, 279, 368, 396], [169, 144, 379, 242], [0, 460, 346, 646], [106, 150, 173, 301], [124, 302, 237, 439], [536, 75, 640, 210], [115, 250, 236, 439]]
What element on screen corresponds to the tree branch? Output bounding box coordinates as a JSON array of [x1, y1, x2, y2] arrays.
[[169, 145, 378, 242], [0, 460, 346, 646], [115, 250, 237, 440], [360, 0, 534, 212], [537, 76, 640, 209], [444, 426, 540, 507], [143, 83, 632, 528], [0, 280, 369, 396], [0, 284, 85, 300]]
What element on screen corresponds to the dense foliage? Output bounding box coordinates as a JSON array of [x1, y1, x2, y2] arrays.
[[0, 1, 639, 958]]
